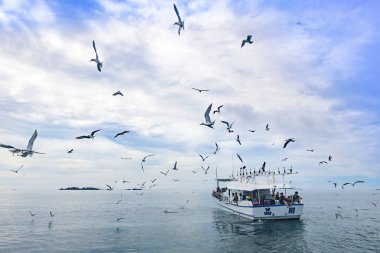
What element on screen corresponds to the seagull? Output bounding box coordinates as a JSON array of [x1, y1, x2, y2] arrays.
[[10, 165, 23, 173], [328, 155, 332, 161], [307, 149, 315, 152], [332, 182, 338, 188], [121, 157, 132, 160], [191, 170, 198, 174], [265, 124, 270, 131], [76, 129, 101, 139], [367, 201, 377, 208], [149, 184, 158, 190], [163, 210, 178, 214], [116, 218, 124, 222], [335, 213, 343, 220], [172, 179, 180, 182], [201, 165, 210, 174], [352, 180, 365, 186], [237, 153, 244, 163], [106, 185, 114, 191], [90, 40, 102, 72], [192, 88, 209, 93], [122, 178, 130, 183], [282, 158, 288, 162], [0, 130, 44, 157], [236, 135, 241, 145], [29, 211, 36, 217], [151, 178, 157, 184], [213, 105, 223, 114], [319, 161, 328, 166], [112, 91, 123, 96], [199, 154, 209, 161], [213, 142, 220, 154], [283, 138, 295, 148], [172, 161, 178, 170], [160, 169, 169, 176], [221, 121, 234, 133], [248, 129, 256, 133], [49, 211, 54, 218], [173, 4, 184, 35], [114, 130, 130, 138], [261, 161, 266, 172], [136, 192, 144, 196], [241, 35, 253, 48], [141, 154, 155, 172], [180, 200, 190, 209], [115, 200, 122, 205], [67, 149, 73, 153], [200, 104, 215, 128], [341, 182, 351, 189]]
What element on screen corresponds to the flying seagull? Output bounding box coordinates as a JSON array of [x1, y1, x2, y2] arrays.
[[306, 149, 315, 152], [248, 129, 256, 133], [201, 165, 210, 174], [116, 218, 124, 222], [283, 138, 295, 148], [160, 169, 169, 176], [368, 201, 377, 208], [10, 165, 23, 173], [114, 130, 130, 138], [75, 129, 101, 139], [341, 182, 351, 189], [221, 121, 234, 133], [113, 91, 123, 96], [352, 180, 365, 186], [237, 153, 243, 163], [90, 40, 102, 72], [282, 158, 288, 161], [67, 149, 73, 153], [121, 157, 132, 160], [141, 154, 155, 172], [192, 88, 209, 93], [106, 185, 114, 191], [328, 155, 332, 161], [236, 135, 241, 145], [173, 4, 184, 35], [213, 105, 223, 114], [335, 213, 343, 220], [213, 142, 220, 154], [172, 179, 180, 182], [200, 104, 215, 128], [265, 124, 270, 131], [29, 211, 36, 217], [241, 35, 253, 48], [172, 161, 178, 170], [49, 211, 54, 218], [319, 161, 328, 166], [0, 130, 44, 157], [199, 154, 209, 161]]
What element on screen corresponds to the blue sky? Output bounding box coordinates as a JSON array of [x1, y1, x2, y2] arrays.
[[0, 0, 379, 191]]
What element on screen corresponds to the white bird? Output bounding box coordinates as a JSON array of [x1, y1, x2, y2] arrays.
[[141, 154, 155, 172], [265, 124, 270, 131], [160, 169, 169, 176], [200, 104, 215, 128], [236, 135, 241, 145], [114, 130, 130, 138], [221, 121, 234, 133], [113, 91, 123, 96], [0, 130, 44, 157], [237, 153, 243, 163], [199, 154, 209, 161], [90, 40, 102, 72], [241, 35, 253, 48], [172, 161, 178, 170], [213, 142, 220, 154], [76, 129, 101, 140], [49, 211, 54, 218], [29, 211, 36, 217], [201, 165, 210, 174], [10, 165, 23, 173], [173, 4, 184, 35], [213, 105, 223, 114]]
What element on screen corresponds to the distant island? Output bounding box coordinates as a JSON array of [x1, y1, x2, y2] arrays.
[[59, 187, 100, 190]]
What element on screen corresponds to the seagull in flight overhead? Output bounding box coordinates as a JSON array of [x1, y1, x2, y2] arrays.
[[106, 185, 114, 191], [90, 40, 102, 72], [114, 130, 130, 138], [112, 91, 123, 96], [283, 138, 295, 148], [352, 180, 365, 186], [328, 155, 332, 161], [236, 135, 241, 145], [213, 142, 220, 154], [221, 121, 234, 133], [172, 161, 178, 170], [29, 211, 36, 217], [173, 4, 184, 35], [307, 149, 315, 152], [213, 105, 223, 114], [201, 165, 210, 174], [67, 149, 73, 153], [319, 161, 328, 166], [199, 154, 209, 161], [192, 88, 209, 93], [10, 165, 23, 173], [121, 157, 132, 160], [341, 182, 351, 189], [141, 154, 155, 172], [0, 130, 44, 157], [237, 153, 244, 163], [265, 124, 270, 131], [49, 211, 55, 218], [76, 129, 101, 139], [200, 104, 215, 128], [160, 169, 169, 176], [116, 217, 124, 222], [282, 158, 288, 161], [248, 129, 256, 133], [241, 35, 253, 48]]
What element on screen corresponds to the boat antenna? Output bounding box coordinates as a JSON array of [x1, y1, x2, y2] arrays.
[[216, 167, 219, 189], [231, 154, 235, 178]]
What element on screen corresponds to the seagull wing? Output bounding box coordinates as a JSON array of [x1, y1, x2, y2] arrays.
[[93, 40, 98, 56], [204, 104, 212, 123], [241, 40, 245, 48], [76, 135, 90, 139], [173, 4, 182, 22], [114, 133, 121, 138], [237, 153, 243, 163], [221, 121, 230, 127], [283, 140, 290, 148], [26, 130, 38, 151], [0, 143, 15, 149], [91, 129, 101, 137]]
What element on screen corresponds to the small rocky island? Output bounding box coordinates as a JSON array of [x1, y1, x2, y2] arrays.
[[59, 187, 100, 190]]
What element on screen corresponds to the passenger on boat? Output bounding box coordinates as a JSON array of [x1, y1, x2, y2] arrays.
[[279, 192, 286, 204], [275, 192, 280, 201], [286, 195, 292, 204], [233, 193, 239, 203], [293, 191, 302, 203], [252, 196, 259, 205]]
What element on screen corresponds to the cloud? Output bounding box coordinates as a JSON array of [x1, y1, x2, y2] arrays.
[[0, 0, 379, 190]]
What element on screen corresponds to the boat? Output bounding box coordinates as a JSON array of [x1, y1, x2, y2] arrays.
[[212, 167, 303, 221]]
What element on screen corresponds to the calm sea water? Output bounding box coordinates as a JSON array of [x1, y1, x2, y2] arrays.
[[0, 189, 379, 253]]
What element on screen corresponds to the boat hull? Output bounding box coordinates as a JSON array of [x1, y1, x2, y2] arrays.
[[214, 197, 303, 221]]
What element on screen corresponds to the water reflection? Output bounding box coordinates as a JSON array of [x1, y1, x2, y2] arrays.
[[212, 208, 312, 252]]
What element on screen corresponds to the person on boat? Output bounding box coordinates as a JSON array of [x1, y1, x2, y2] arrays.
[[233, 193, 239, 203], [286, 195, 292, 204], [252, 196, 259, 205], [275, 192, 280, 201], [279, 192, 286, 204], [293, 191, 302, 203]]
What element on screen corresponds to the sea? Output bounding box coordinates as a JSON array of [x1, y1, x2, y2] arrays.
[[0, 189, 379, 253]]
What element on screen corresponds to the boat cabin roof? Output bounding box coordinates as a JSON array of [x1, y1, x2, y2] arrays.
[[226, 182, 292, 191]]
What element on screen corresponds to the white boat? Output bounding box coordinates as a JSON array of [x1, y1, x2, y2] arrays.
[[212, 167, 303, 221]]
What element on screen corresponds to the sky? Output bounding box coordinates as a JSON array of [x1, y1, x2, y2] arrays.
[[0, 0, 379, 191]]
